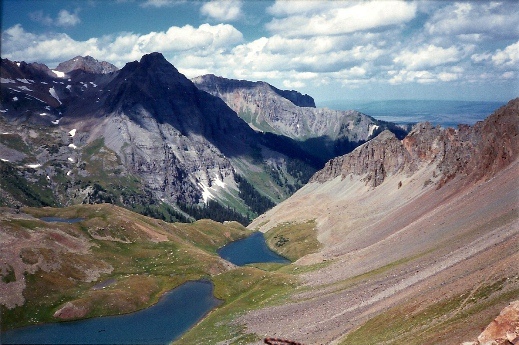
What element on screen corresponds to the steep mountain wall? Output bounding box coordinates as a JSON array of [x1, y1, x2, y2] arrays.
[[0, 53, 321, 220], [243, 99, 519, 344]]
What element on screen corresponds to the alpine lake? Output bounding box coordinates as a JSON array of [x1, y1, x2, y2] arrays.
[[2, 231, 288, 344]]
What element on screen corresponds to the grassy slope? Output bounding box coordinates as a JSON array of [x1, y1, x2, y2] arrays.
[[0, 204, 251, 330], [1, 203, 322, 339]]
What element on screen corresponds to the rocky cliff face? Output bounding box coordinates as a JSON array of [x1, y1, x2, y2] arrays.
[[0, 53, 323, 221], [245, 99, 519, 345], [192, 74, 407, 162], [311, 98, 519, 187], [55, 55, 118, 74]]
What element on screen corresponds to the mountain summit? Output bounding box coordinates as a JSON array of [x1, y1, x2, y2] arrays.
[[55, 55, 118, 74], [0, 53, 334, 222]]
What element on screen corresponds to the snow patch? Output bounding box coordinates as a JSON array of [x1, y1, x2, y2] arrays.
[[69, 129, 76, 137], [17, 86, 32, 92], [17, 78, 30, 84], [16, 62, 20, 67], [67, 170, 72, 176], [26, 164, 41, 168], [0, 110, 7, 113], [1, 158, 9, 162], [40, 112, 48, 116], [214, 175, 226, 188], [25, 94, 45, 103], [41, 81, 48, 85], [52, 70, 66, 78], [368, 124, 380, 137], [68, 157, 75, 163], [199, 182, 214, 203], [0, 78, 15, 84], [51, 118, 60, 125], [12, 97, 18, 101], [68, 143, 77, 149], [66, 85, 72, 91], [90, 82, 97, 87], [49, 87, 61, 104]]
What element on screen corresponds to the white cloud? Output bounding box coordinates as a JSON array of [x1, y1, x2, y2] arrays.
[[140, 0, 177, 8], [266, 1, 417, 37], [29, 11, 53, 26], [491, 41, 519, 68], [283, 79, 306, 89], [393, 45, 462, 70], [425, 2, 519, 39], [388, 70, 436, 85], [201, 0, 243, 21], [1, 24, 243, 68], [28, 9, 81, 28], [56, 9, 81, 27]]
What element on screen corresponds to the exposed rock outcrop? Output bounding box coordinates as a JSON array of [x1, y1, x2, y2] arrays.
[[311, 98, 519, 188], [461, 301, 519, 345], [192, 74, 408, 162], [0, 53, 323, 218], [56, 55, 118, 74]]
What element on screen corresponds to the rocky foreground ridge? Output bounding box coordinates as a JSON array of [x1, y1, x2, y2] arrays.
[[242, 99, 519, 344]]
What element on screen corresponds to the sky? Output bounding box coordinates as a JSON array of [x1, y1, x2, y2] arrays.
[[1, 0, 518, 103]]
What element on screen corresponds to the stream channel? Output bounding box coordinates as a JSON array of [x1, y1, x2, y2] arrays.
[[2, 231, 287, 344]]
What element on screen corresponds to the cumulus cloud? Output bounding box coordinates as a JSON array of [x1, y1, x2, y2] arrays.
[[393, 45, 462, 70], [491, 41, 519, 68], [56, 9, 81, 27], [425, 2, 519, 39], [140, 0, 177, 8], [29, 9, 81, 28], [1, 23, 243, 68], [201, 0, 242, 21], [29, 11, 54, 26], [266, 1, 417, 37]]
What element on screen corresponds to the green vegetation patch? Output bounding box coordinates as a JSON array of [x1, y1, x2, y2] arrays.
[[339, 277, 519, 345], [264, 220, 320, 261], [1, 264, 16, 284], [0, 204, 251, 331], [175, 266, 299, 345], [0, 161, 56, 207]]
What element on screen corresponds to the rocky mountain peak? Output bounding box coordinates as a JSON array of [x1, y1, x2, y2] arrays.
[[310, 98, 519, 188], [56, 55, 118, 74], [192, 74, 316, 108]]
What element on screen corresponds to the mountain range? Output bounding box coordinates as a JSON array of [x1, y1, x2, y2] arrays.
[[0, 53, 402, 223], [0, 53, 517, 345]]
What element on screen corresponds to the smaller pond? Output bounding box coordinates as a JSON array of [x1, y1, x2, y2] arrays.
[[40, 217, 84, 223], [1, 280, 221, 345], [218, 232, 290, 266]]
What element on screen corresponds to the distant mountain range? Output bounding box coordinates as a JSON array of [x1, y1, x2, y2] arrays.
[[0, 53, 402, 223]]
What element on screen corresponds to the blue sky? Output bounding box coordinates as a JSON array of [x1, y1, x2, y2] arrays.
[[2, 0, 518, 103]]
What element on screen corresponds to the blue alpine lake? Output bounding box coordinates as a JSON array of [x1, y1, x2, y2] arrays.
[[217, 231, 290, 266], [1, 280, 221, 345]]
